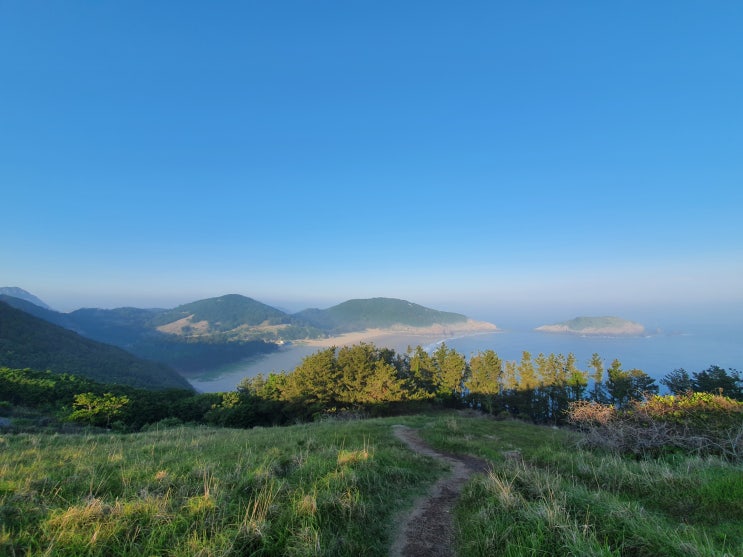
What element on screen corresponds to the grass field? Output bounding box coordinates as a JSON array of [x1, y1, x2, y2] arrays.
[[2, 412, 741, 556]]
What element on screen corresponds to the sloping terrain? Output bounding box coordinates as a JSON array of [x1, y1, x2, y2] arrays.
[[150, 294, 291, 334], [0, 301, 193, 390], [294, 297, 469, 333], [1, 291, 492, 373]]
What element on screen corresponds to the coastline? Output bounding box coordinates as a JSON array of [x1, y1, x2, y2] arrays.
[[297, 319, 499, 353]]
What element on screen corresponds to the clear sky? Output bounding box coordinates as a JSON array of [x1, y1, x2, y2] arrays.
[[2, 2, 742, 323]]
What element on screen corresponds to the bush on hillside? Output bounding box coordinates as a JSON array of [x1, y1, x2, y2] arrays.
[[568, 393, 743, 460]]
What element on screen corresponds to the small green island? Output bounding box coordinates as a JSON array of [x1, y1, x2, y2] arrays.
[[535, 316, 645, 336]]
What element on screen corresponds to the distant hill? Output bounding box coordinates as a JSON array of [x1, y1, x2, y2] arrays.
[[0, 294, 69, 326], [1, 290, 486, 373], [151, 294, 290, 335], [535, 316, 645, 336], [294, 297, 468, 333], [0, 287, 50, 310], [67, 306, 165, 347], [0, 301, 193, 390]]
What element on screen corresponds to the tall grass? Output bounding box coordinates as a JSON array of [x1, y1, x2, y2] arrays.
[[2, 412, 741, 556], [415, 414, 742, 557], [0, 418, 445, 556]]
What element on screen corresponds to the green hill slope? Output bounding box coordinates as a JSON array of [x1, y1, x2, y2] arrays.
[[294, 297, 468, 333], [0, 301, 193, 390], [151, 294, 290, 334]]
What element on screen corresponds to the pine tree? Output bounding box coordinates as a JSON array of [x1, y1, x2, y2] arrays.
[[466, 349, 503, 413]]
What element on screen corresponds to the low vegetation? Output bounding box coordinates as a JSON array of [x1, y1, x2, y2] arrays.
[[569, 392, 743, 459], [2, 413, 741, 556]]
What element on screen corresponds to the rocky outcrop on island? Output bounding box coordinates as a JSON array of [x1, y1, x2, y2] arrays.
[[535, 316, 645, 336]]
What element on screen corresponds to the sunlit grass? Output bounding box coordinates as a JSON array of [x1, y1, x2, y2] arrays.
[[2, 411, 741, 556], [0, 418, 445, 556], [415, 414, 742, 557]]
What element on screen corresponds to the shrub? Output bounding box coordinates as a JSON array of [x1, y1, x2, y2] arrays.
[[567, 393, 743, 460], [642, 392, 742, 432]]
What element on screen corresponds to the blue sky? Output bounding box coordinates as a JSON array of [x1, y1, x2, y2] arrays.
[[2, 2, 742, 322]]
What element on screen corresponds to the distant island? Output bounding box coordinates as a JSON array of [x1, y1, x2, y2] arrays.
[[535, 316, 645, 336]]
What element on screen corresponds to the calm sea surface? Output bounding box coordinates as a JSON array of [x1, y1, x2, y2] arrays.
[[187, 323, 743, 393]]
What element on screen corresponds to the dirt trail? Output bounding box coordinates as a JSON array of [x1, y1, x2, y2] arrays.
[[389, 425, 490, 557]]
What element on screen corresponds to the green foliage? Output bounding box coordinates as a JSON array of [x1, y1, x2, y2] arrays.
[[0, 367, 213, 431], [661, 367, 693, 395], [432, 343, 467, 401], [606, 359, 658, 408], [662, 366, 742, 400], [568, 393, 743, 459], [642, 392, 743, 432], [465, 349, 503, 413], [69, 392, 130, 427], [275, 344, 413, 420], [691, 365, 743, 400]]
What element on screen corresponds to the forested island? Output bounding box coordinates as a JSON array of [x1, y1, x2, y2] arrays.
[[535, 316, 645, 336]]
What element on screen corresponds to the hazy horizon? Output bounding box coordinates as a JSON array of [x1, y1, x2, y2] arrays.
[[7, 284, 742, 335], [3, 3, 741, 325]]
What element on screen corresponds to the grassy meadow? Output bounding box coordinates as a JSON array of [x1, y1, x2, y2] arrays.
[[1, 412, 741, 556]]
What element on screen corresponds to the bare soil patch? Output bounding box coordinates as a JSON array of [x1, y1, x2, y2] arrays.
[[389, 425, 490, 557]]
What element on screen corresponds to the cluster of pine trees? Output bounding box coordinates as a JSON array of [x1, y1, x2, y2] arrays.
[[2, 342, 740, 431], [212, 343, 742, 427]]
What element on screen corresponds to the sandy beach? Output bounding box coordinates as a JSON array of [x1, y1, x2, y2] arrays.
[[299, 319, 499, 353]]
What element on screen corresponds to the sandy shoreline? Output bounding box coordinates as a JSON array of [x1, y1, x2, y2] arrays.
[[297, 319, 499, 352]]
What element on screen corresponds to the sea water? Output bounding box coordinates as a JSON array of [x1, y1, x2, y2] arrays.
[[188, 321, 743, 393]]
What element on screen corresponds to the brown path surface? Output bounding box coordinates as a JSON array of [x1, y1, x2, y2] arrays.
[[389, 425, 490, 557]]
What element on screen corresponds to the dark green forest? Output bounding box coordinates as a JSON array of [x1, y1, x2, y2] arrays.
[[0, 302, 192, 389]]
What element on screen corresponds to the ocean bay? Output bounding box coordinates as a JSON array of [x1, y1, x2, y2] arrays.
[[187, 323, 743, 393]]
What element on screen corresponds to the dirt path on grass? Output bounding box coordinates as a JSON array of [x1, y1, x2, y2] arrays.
[[389, 425, 490, 557]]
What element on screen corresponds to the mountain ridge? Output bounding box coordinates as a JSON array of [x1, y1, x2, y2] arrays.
[[1, 290, 491, 373], [0, 301, 193, 390], [294, 297, 469, 333], [0, 287, 51, 310]]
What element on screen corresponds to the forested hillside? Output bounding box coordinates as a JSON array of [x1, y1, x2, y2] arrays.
[[1, 291, 484, 372], [294, 297, 468, 333], [0, 301, 192, 389], [151, 294, 290, 332]]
